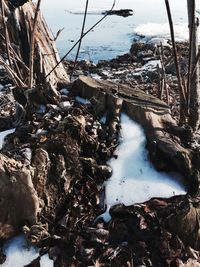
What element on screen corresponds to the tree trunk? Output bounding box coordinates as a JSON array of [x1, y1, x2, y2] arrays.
[[0, 0, 69, 104], [187, 0, 200, 131]]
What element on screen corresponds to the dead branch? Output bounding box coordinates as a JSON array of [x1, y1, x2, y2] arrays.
[[28, 0, 42, 88], [0, 55, 25, 87], [186, 0, 195, 110]]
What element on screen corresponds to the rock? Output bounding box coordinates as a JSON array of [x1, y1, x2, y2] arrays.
[[23, 223, 50, 245], [0, 153, 39, 240], [97, 165, 113, 179]]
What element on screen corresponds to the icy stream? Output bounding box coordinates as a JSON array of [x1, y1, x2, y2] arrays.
[[105, 113, 186, 210]]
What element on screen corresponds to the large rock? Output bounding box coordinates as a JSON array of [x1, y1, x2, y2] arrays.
[[0, 154, 39, 240]]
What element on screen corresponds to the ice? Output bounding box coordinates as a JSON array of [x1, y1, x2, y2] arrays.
[[0, 128, 15, 150], [105, 114, 186, 209]]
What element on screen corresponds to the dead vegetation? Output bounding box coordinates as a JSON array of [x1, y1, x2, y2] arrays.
[[0, 0, 199, 266]]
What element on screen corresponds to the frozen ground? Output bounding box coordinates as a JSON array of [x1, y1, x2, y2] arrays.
[[105, 114, 186, 209]]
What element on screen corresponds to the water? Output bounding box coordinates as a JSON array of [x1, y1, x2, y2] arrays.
[[40, 0, 200, 62]]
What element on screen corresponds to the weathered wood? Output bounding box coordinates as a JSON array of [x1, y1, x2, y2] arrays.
[[0, 0, 69, 102], [71, 76, 193, 188], [187, 0, 200, 131], [0, 153, 39, 240]]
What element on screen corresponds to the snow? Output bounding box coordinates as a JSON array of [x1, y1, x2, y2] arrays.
[[75, 96, 91, 105], [133, 22, 189, 44], [2, 236, 38, 267], [60, 88, 69, 96], [40, 254, 54, 267], [105, 114, 186, 209], [2, 235, 53, 267], [0, 84, 4, 91], [100, 114, 107, 124], [0, 128, 15, 150], [141, 59, 161, 70]]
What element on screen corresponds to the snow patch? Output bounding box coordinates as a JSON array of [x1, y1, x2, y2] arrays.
[[75, 96, 91, 105], [0, 128, 15, 150], [105, 114, 186, 209], [133, 22, 189, 44], [2, 235, 38, 267], [40, 254, 54, 267], [2, 235, 53, 267]]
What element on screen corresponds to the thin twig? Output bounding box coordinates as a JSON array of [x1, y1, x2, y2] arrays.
[[160, 42, 169, 105], [0, 56, 26, 87], [28, 0, 42, 88], [165, 0, 186, 122], [0, 33, 28, 78], [70, 0, 89, 78], [45, 0, 116, 79]]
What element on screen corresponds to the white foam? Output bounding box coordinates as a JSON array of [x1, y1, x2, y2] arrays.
[[133, 22, 189, 44], [0, 128, 15, 150], [105, 114, 186, 209]]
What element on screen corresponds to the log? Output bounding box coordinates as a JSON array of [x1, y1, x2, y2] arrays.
[[71, 76, 192, 184]]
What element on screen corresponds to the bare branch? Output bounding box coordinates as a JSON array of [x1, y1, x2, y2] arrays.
[[0, 56, 26, 87], [165, 0, 187, 123], [28, 0, 42, 88], [70, 0, 89, 78]]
